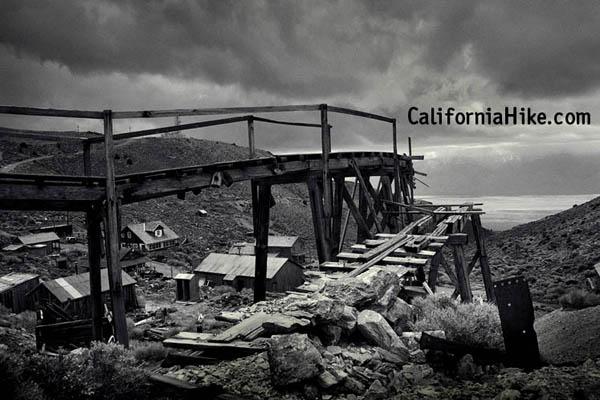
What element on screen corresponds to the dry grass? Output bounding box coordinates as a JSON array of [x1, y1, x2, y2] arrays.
[[409, 294, 505, 350]]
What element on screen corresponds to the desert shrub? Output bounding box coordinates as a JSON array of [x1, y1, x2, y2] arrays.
[[131, 340, 167, 363], [212, 285, 237, 295], [409, 294, 504, 350], [559, 289, 600, 309], [0, 305, 37, 332], [21, 342, 149, 400]]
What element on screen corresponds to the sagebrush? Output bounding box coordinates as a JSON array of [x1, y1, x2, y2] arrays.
[[409, 294, 505, 350], [559, 289, 600, 309]]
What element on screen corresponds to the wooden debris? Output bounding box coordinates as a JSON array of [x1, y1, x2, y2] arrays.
[[209, 312, 269, 342]]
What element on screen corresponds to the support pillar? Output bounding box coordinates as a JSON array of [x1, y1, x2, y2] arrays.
[[254, 183, 271, 303], [320, 105, 333, 251], [102, 110, 128, 347], [449, 234, 472, 303], [471, 214, 495, 302], [307, 177, 330, 263], [86, 203, 104, 341]]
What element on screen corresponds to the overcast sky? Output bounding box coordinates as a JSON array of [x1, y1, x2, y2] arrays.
[[1, 0, 599, 194]]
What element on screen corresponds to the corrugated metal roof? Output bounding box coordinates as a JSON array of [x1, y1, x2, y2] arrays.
[[0, 272, 39, 293], [17, 232, 60, 245], [268, 236, 299, 248], [2, 244, 24, 252], [124, 221, 179, 245], [175, 273, 195, 280], [194, 253, 292, 280], [41, 269, 136, 303]]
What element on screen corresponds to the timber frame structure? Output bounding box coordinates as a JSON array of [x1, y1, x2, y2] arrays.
[[0, 103, 493, 348]]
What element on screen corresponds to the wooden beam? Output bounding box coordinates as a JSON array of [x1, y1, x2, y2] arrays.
[[320, 105, 333, 253], [327, 106, 395, 123], [0, 105, 103, 119], [349, 159, 383, 232], [112, 104, 322, 119], [339, 180, 357, 252], [101, 110, 128, 347], [331, 176, 344, 256], [451, 243, 472, 303], [307, 177, 328, 263], [247, 117, 255, 158], [357, 184, 370, 242], [86, 204, 104, 341], [340, 183, 373, 240], [471, 214, 495, 302], [254, 183, 271, 303]]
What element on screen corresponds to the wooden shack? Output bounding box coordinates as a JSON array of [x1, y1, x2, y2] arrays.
[[2, 232, 61, 256], [194, 253, 304, 292], [0, 272, 40, 313], [29, 269, 137, 321], [174, 273, 200, 302]]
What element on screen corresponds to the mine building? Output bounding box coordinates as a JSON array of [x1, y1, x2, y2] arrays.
[[120, 221, 179, 252], [29, 269, 137, 321], [100, 247, 150, 274], [0, 272, 40, 313], [194, 253, 304, 292], [2, 232, 61, 256], [228, 235, 305, 264], [31, 223, 73, 238]]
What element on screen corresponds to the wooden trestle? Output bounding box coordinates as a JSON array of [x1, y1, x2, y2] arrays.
[[0, 103, 422, 347]]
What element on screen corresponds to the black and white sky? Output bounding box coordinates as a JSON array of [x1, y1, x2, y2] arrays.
[[1, 0, 599, 194]]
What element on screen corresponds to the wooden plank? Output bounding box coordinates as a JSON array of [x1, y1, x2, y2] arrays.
[[350, 244, 436, 258], [87, 115, 249, 143], [337, 252, 428, 266], [348, 216, 430, 277], [331, 176, 344, 255], [357, 184, 370, 242], [210, 312, 269, 342], [254, 185, 271, 302], [102, 110, 128, 347], [307, 177, 329, 263], [112, 104, 322, 119], [339, 180, 357, 252], [253, 116, 322, 128], [327, 105, 395, 123], [0, 105, 103, 119], [247, 117, 255, 158]]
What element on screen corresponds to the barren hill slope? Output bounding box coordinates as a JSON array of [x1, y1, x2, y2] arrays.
[[484, 196, 600, 303]]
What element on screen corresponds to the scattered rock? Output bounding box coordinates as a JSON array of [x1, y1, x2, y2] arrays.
[[268, 333, 324, 387], [357, 309, 406, 351], [364, 379, 388, 400], [400, 364, 434, 385], [495, 389, 521, 400], [262, 314, 311, 334]]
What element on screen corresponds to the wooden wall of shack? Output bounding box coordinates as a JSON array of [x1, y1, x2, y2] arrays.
[[0, 277, 39, 313], [30, 284, 137, 322]]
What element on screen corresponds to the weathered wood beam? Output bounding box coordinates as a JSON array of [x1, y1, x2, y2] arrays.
[[471, 214, 495, 302], [450, 239, 472, 303], [331, 176, 344, 256], [349, 159, 383, 232], [307, 177, 328, 263], [112, 104, 322, 119], [102, 110, 128, 347], [341, 183, 374, 241], [86, 204, 104, 341], [254, 183, 271, 303]]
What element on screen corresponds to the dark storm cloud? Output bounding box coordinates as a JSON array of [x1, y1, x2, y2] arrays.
[[369, 0, 600, 98], [0, 0, 399, 97]]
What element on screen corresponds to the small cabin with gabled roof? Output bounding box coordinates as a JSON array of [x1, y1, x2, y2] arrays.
[[120, 220, 179, 252]]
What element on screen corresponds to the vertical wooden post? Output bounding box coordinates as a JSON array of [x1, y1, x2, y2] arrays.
[[392, 119, 404, 227], [86, 203, 103, 341], [331, 176, 344, 254], [427, 252, 441, 292], [307, 177, 329, 263], [320, 105, 333, 252], [254, 183, 271, 303], [357, 185, 369, 242], [339, 180, 357, 252], [450, 237, 472, 303], [102, 110, 128, 347], [248, 117, 258, 238], [471, 214, 495, 302]]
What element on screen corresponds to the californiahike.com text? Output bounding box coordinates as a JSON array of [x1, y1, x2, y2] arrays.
[[408, 107, 591, 126]]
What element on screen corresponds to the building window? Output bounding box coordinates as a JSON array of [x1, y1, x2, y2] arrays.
[[155, 229, 163, 238], [127, 232, 131, 239]]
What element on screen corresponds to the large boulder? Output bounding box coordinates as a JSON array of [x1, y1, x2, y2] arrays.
[[357, 310, 407, 353], [284, 294, 345, 325], [320, 266, 401, 308], [371, 296, 413, 331], [268, 333, 324, 387]]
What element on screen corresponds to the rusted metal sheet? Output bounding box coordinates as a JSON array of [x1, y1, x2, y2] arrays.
[[494, 275, 541, 369]]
